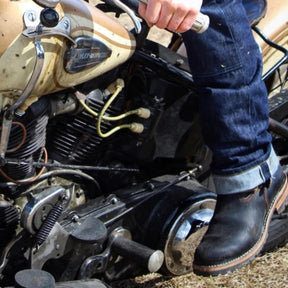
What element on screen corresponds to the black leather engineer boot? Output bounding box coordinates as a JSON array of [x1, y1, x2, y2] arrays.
[[193, 165, 288, 276]]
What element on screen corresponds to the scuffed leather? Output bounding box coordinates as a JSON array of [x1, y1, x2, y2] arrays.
[[193, 164, 287, 273]]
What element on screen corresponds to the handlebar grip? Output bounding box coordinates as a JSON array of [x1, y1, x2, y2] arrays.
[[191, 12, 210, 34], [138, 0, 209, 33]]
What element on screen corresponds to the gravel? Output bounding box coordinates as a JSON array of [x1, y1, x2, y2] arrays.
[[112, 244, 288, 288]]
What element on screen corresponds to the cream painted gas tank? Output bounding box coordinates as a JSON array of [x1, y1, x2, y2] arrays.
[[0, 0, 136, 111]]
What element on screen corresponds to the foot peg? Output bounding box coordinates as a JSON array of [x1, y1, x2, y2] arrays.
[[111, 235, 164, 272]]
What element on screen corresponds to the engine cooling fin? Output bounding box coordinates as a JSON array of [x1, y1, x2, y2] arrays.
[[0, 199, 19, 248], [47, 92, 122, 164], [1, 97, 50, 182]]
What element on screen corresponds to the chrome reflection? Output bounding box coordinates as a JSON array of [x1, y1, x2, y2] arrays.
[[164, 198, 216, 275]]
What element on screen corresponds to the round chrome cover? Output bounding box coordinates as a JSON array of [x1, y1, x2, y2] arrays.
[[164, 198, 216, 275], [33, 0, 61, 7]]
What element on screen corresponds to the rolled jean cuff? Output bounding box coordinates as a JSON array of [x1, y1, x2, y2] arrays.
[[212, 148, 280, 195]]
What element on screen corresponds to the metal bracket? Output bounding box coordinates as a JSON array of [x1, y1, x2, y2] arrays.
[[30, 222, 70, 270], [23, 10, 76, 46], [21, 186, 67, 235]]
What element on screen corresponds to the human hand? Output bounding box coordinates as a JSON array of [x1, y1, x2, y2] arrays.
[[138, 0, 203, 33]]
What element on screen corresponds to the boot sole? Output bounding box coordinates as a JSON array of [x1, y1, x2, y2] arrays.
[[193, 173, 288, 276]]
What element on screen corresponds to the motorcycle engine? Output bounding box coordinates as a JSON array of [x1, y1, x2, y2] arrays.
[[0, 66, 159, 245]]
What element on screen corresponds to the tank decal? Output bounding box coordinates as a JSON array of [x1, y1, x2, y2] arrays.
[[64, 36, 112, 73]]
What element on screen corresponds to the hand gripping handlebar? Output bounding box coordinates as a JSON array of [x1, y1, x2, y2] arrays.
[[138, 0, 210, 33]]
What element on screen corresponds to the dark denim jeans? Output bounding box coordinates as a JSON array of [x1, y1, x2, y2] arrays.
[[182, 0, 279, 194]]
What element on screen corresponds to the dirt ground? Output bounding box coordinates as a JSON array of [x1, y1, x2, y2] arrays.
[[90, 1, 288, 286], [111, 244, 288, 288], [112, 246, 288, 288]]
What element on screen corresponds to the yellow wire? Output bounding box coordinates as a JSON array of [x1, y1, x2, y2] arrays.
[[78, 97, 141, 121], [97, 86, 123, 138], [97, 123, 135, 138], [77, 82, 146, 138]]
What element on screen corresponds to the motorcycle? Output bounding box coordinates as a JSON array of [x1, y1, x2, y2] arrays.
[[0, 0, 287, 287]]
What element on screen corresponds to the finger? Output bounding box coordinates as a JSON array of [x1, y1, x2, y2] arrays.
[[144, 0, 162, 25], [175, 10, 198, 33], [165, 5, 187, 31], [138, 2, 148, 22], [155, 1, 174, 29], [174, 0, 203, 33]]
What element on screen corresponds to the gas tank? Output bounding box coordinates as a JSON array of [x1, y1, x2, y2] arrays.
[[0, 0, 136, 111], [253, 0, 288, 75]]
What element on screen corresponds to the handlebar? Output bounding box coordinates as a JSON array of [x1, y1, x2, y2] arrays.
[[138, 0, 210, 33], [190, 12, 210, 34], [104, 0, 209, 34]]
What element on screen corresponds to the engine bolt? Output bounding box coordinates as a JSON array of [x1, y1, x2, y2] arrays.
[[72, 215, 79, 222], [63, 19, 69, 29], [110, 197, 118, 204]]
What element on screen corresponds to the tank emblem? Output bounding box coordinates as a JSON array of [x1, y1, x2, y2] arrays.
[[64, 36, 112, 73]]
